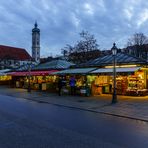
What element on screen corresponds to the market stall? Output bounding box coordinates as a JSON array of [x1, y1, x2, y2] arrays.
[[8, 70, 58, 91], [53, 68, 97, 96], [0, 69, 12, 85], [90, 67, 148, 96]]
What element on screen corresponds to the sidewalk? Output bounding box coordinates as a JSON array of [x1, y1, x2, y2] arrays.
[[0, 86, 148, 122]]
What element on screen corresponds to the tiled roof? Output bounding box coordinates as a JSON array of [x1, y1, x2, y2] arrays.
[[0, 45, 31, 60]]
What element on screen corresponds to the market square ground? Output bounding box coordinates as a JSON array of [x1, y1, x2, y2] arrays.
[[0, 86, 148, 122]]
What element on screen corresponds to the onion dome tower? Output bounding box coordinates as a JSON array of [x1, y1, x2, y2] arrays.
[[32, 22, 40, 63]]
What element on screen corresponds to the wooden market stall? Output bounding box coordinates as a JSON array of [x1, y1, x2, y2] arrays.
[[77, 52, 148, 96]]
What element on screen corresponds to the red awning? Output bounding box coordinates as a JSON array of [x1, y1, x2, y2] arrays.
[[8, 70, 59, 76]]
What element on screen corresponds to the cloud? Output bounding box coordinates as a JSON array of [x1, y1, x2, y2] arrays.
[[0, 0, 147, 57], [123, 7, 133, 20], [83, 3, 94, 15], [137, 9, 148, 27]]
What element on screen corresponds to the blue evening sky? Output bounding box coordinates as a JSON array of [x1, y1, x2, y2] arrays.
[[0, 0, 148, 57]]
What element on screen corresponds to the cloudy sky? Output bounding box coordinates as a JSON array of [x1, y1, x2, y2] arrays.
[[0, 0, 148, 57]]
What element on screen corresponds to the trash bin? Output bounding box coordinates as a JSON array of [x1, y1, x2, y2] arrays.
[[80, 87, 90, 96], [86, 87, 91, 96]]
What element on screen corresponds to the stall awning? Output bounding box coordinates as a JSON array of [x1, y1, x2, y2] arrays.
[[0, 73, 6, 76], [91, 67, 141, 74], [0, 69, 11, 76], [53, 68, 96, 75], [8, 70, 59, 76]]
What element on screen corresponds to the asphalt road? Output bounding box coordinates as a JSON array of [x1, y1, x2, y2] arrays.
[[0, 94, 148, 148]]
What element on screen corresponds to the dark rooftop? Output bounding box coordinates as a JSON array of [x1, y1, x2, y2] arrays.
[[33, 59, 75, 70], [77, 52, 147, 67], [0, 45, 31, 61]]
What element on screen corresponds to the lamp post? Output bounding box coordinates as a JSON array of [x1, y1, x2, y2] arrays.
[[111, 43, 117, 104], [28, 60, 31, 93]]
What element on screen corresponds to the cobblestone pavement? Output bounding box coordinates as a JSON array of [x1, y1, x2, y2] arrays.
[[0, 86, 148, 122]]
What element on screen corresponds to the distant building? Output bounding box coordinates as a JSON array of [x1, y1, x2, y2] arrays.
[[122, 44, 148, 60], [0, 45, 31, 69], [100, 49, 112, 57], [32, 22, 40, 63], [68, 49, 101, 64], [40, 56, 54, 64]]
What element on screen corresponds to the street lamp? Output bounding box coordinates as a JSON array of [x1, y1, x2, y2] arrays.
[[111, 43, 117, 104], [28, 60, 32, 92]]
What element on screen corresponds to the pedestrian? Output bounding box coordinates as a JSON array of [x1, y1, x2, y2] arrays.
[[69, 76, 76, 95], [58, 77, 63, 96]]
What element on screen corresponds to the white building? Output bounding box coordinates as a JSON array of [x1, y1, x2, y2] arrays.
[[0, 45, 31, 69], [32, 22, 40, 63]]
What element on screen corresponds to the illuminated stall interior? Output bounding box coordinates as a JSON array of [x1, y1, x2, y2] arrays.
[[90, 67, 147, 96], [9, 70, 58, 91], [53, 68, 96, 96], [0, 69, 12, 85]]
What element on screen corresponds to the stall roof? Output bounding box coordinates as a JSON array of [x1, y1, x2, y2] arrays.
[[33, 59, 75, 70], [78, 52, 147, 67], [91, 67, 141, 73], [0, 69, 11, 76], [0, 69, 11, 73], [15, 63, 36, 71], [8, 70, 59, 76], [53, 68, 96, 75]]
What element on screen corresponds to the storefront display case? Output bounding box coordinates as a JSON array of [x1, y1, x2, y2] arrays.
[[126, 70, 147, 96], [75, 75, 89, 96], [116, 76, 128, 95], [0, 75, 12, 85], [92, 75, 112, 95]]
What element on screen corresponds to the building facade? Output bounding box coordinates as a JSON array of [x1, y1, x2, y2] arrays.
[[121, 44, 148, 60], [0, 45, 31, 69], [32, 22, 40, 63]]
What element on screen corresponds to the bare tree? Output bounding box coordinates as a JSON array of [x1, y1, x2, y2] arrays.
[[127, 33, 148, 46], [125, 33, 148, 59], [61, 31, 100, 64], [61, 44, 73, 57]]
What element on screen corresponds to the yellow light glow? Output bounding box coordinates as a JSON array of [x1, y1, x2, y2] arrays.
[[138, 74, 143, 79], [105, 65, 137, 68], [0, 76, 12, 81]]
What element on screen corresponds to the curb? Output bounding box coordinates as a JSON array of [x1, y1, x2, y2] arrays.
[[24, 96, 148, 123], [1, 88, 148, 123]]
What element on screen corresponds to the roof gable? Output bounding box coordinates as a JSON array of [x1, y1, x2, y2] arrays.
[[0, 45, 31, 61]]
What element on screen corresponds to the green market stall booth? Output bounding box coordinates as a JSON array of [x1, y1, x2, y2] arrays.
[[59, 52, 148, 96], [53, 68, 97, 96], [90, 66, 148, 96]]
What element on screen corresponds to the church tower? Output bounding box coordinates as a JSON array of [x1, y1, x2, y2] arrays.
[[32, 22, 40, 63]]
